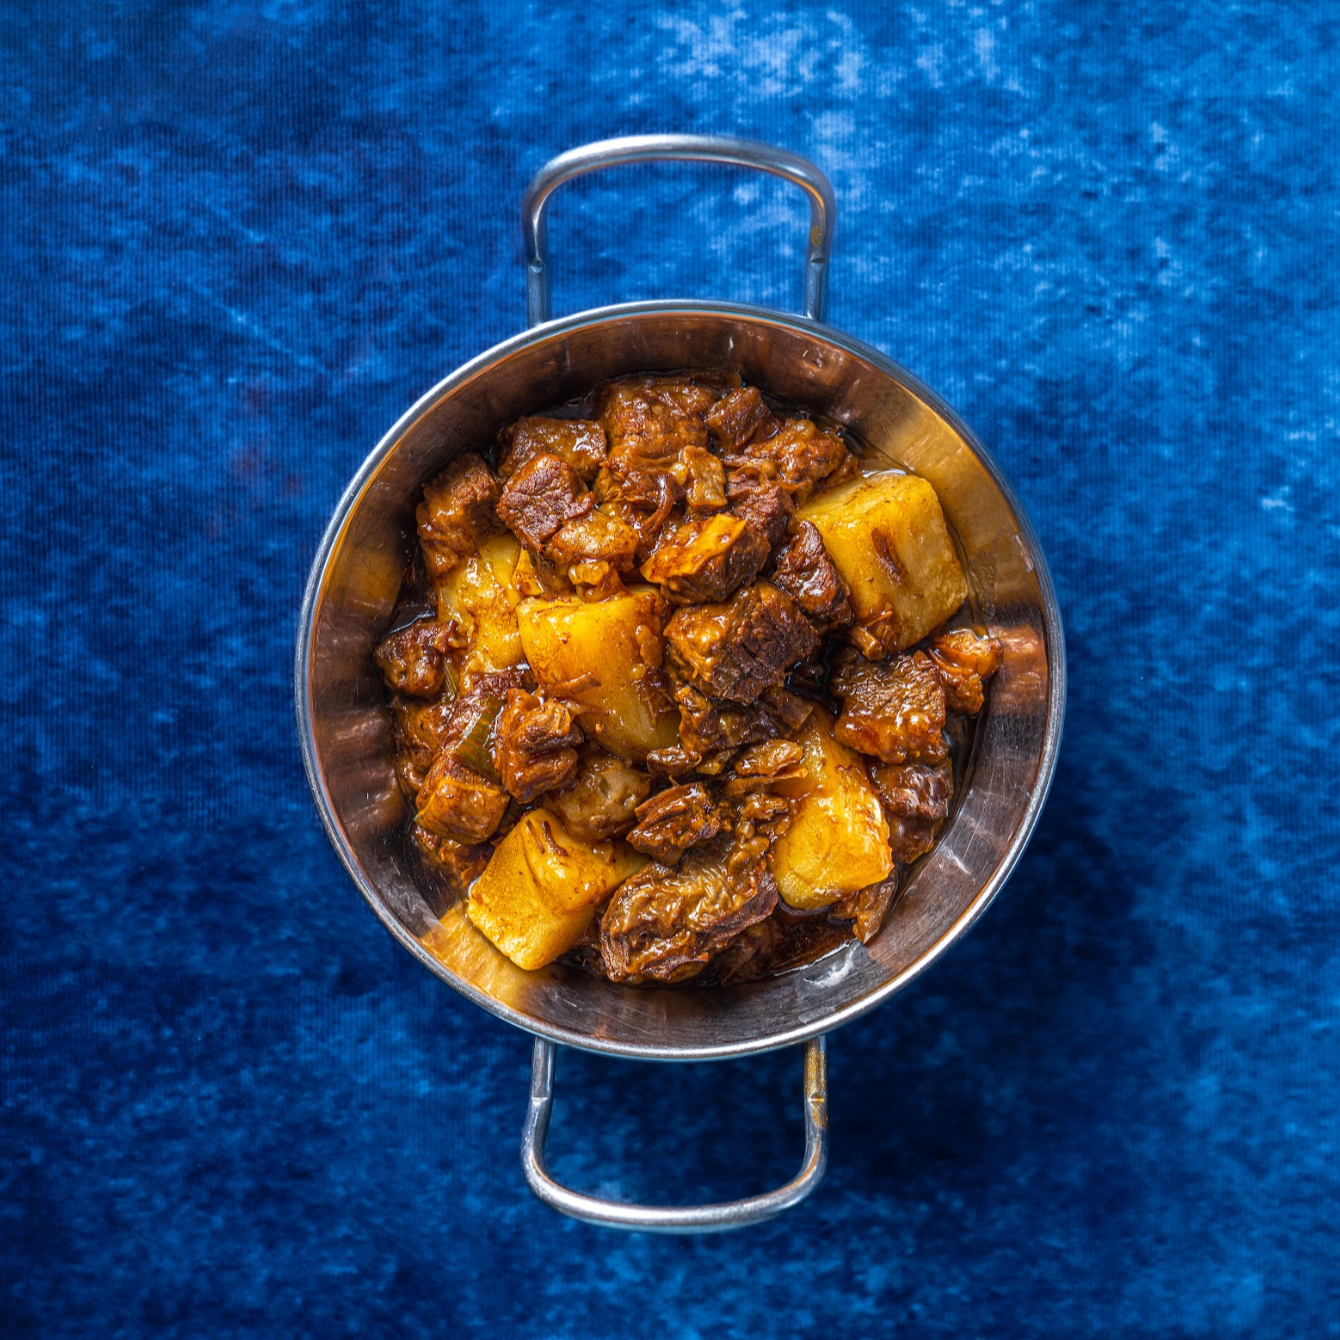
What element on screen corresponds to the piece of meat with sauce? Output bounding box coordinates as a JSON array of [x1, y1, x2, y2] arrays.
[[593, 463, 679, 562], [705, 386, 780, 454], [493, 689, 584, 804], [665, 582, 820, 705], [869, 757, 954, 865], [927, 628, 1003, 716], [497, 417, 607, 483], [416, 454, 503, 581], [830, 647, 948, 764], [546, 743, 652, 843], [596, 376, 719, 475], [672, 679, 786, 756], [390, 695, 457, 795], [725, 469, 794, 552], [413, 825, 493, 896], [722, 417, 851, 499], [415, 752, 510, 843], [600, 837, 778, 983], [640, 513, 770, 604], [375, 618, 457, 698], [719, 740, 807, 800], [496, 453, 593, 550], [832, 873, 901, 944], [626, 782, 728, 865], [768, 520, 853, 632], [673, 445, 727, 513]]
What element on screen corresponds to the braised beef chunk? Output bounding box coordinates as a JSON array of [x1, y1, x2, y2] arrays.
[[600, 838, 778, 983], [641, 514, 770, 604], [723, 417, 850, 498], [830, 647, 948, 764], [674, 445, 727, 513], [870, 758, 954, 864], [712, 918, 785, 984], [493, 689, 584, 804], [592, 463, 679, 561], [928, 628, 1003, 715], [498, 417, 607, 483], [390, 695, 457, 795], [375, 618, 456, 698], [832, 874, 901, 944], [547, 743, 652, 842], [596, 376, 719, 474], [626, 782, 727, 864], [496, 453, 593, 549], [705, 386, 780, 453], [665, 582, 820, 705], [415, 752, 509, 843], [416, 454, 503, 580], [673, 679, 785, 756], [720, 740, 807, 800], [725, 469, 794, 551], [413, 826, 493, 895], [769, 521, 853, 632], [544, 510, 640, 574]]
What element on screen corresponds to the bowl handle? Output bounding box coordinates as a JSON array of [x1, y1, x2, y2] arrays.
[[522, 134, 835, 327], [519, 1034, 828, 1232]]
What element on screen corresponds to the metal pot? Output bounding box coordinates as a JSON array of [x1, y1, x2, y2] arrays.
[[295, 136, 1065, 1232]]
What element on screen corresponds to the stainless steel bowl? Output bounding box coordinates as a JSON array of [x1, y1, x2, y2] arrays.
[[296, 137, 1065, 1232]]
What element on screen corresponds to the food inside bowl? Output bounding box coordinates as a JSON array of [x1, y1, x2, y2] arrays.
[[374, 372, 1001, 986]]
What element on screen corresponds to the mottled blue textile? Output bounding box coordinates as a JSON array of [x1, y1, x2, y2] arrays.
[[2, 2, 1337, 1336]]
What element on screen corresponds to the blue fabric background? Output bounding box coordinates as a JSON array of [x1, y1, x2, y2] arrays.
[[3, 2, 1337, 1335]]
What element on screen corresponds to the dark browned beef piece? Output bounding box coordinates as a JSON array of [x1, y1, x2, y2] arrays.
[[927, 629, 1003, 716], [493, 689, 584, 804], [626, 782, 727, 865], [415, 752, 509, 843], [593, 463, 678, 562], [722, 417, 850, 499], [416, 453, 503, 580], [768, 521, 853, 632], [673, 679, 783, 756], [497, 417, 607, 483], [665, 582, 820, 704], [705, 386, 779, 453], [712, 917, 785, 985], [641, 514, 771, 604], [375, 618, 455, 698], [599, 838, 778, 983], [547, 743, 652, 842], [869, 758, 954, 864], [412, 826, 493, 895], [644, 744, 704, 779], [720, 740, 807, 800], [496, 453, 593, 550], [390, 695, 457, 795], [725, 468, 794, 552], [830, 647, 948, 763], [596, 376, 718, 474], [832, 874, 901, 944]]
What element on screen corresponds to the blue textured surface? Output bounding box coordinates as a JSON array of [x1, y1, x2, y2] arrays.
[[3, 2, 1338, 1335]]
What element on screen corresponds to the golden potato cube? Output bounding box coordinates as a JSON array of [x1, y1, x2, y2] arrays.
[[465, 809, 645, 970], [798, 471, 967, 656], [770, 708, 892, 910], [436, 532, 525, 676], [517, 586, 680, 760]]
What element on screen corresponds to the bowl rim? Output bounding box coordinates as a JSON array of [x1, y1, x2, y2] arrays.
[[295, 298, 1067, 1060]]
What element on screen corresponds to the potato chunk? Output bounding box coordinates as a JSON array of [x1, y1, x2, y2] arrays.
[[465, 809, 645, 970], [798, 471, 967, 657], [769, 708, 892, 910], [517, 587, 680, 760], [435, 532, 524, 678]]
